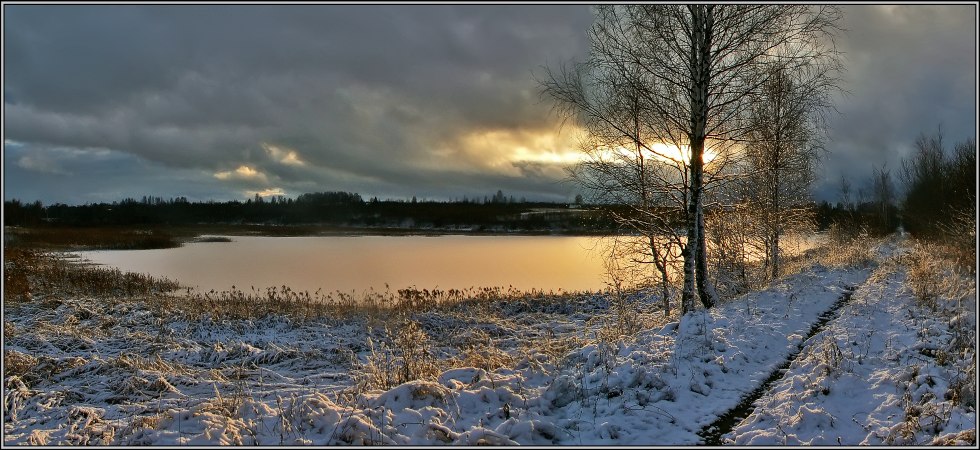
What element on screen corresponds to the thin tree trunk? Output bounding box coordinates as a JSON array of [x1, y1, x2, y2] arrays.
[[771, 228, 780, 279], [770, 168, 781, 279], [681, 227, 698, 313], [696, 204, 716, 307], [649, 235, 672, 318], [770, 73, 783, 281]]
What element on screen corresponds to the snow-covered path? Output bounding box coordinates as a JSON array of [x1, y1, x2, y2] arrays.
[[528, 265, 871, 445], [728, 244, 976, 445]]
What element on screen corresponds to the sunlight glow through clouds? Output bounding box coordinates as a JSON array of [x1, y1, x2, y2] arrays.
[[646, 142, 718, 164], [214, 165, 269, 183], [262, 143, 305, 166], [250, 187, 286, 198], [453, 127, 719, 174], [510, 147, 583, 165], [453, 128, 584, 170], [592, 142, 719, 165]]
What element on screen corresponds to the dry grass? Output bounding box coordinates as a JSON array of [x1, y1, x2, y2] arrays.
[[6, 226, 181, 250], [905, 245, 944, 311], [3, 248, 180, 304], [452, 328, 518, 374], [353, 320, 443, 392], [171, 282, 591, 325], [3, 350, 38, 378], [5, 246, 590, 325], [809, 224, 877, 269], [901, 239, 977, 411], [902, 240, 975, 312]]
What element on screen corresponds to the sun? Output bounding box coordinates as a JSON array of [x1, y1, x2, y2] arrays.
[[601, 142, 718, 165], [647, 142, 718, 164]]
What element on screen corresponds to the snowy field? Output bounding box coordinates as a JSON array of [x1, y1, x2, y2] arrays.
[[3, 236, 975, 445]]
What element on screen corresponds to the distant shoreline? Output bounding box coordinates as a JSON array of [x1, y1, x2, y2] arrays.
[[184, 224, 621, 238], [4, 223, 625, 251]]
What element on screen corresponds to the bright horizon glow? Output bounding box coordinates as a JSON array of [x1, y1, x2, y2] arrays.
[[511, 147, 583, 165], [213, 165, 270, 184], [649, 143, 719, 164], [597, 142, 719, 165], [250, 187, 286, 198]]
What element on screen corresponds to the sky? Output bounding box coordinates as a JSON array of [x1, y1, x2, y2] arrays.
[[2, 4, 976, 205]]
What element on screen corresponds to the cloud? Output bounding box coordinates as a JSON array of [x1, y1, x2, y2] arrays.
[[3, 141, 234, 203], [2, 5, 974, 205], [214, 165, 270, 184], [813, 5, 977, 200], [3, 5, 594, 205], [250, 187, 286, 198], [262, 143, 305, 166], [17, 154, 69, 175]]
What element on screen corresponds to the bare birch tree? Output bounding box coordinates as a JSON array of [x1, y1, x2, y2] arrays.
[[871, 164, 896, 233], [742, 61, 839, 279], [543, 5, 842, 313], [547, 60, 687, 318]]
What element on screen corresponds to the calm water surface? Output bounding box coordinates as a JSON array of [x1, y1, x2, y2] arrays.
[[77, 235, 616, 294]]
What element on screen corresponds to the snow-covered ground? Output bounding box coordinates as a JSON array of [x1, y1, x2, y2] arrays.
[[729, 240, 976, 445], [3, 236, 976, 445]]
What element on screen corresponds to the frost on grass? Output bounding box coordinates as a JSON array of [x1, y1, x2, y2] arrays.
[[729, 239, 976, 446], [3, 236, 975, 445]]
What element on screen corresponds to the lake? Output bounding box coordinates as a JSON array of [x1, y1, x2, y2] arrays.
[[76, 235, 620, 295]]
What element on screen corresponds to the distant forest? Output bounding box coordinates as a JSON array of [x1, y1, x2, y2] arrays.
[[5, 189, 904, 236], [4, 191, 619, 233]]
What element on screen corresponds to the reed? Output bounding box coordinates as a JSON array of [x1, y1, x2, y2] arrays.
[[3, 248, 179, 303], [6, 226, 181, 250], [5, 246, 593, 325]]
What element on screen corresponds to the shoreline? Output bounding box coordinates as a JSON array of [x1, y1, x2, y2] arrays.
[[4, 224, 626, 252]]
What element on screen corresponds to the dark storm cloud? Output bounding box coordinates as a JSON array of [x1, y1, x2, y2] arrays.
[[3, 142, 227, 203], [816, 5, 976, 201], [3, 5, 975, 204], [4, 4, 593, 203]]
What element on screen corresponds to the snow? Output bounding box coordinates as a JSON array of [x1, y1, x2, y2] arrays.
[[728, 243, 977, 445], [3, 235, 976, 445]]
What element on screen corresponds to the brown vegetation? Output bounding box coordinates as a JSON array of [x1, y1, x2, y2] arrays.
[[5, 226, 181, 251]]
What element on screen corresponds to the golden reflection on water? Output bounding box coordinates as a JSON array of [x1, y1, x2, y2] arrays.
[[78, 234, 820, 297], [78, 235, 616, 295]]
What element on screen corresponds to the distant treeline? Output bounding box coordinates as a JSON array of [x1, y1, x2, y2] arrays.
[[3, 191, 626, 233], [6, 151, 972, 237], [813, 200, 900, 235], [2, 190, 898, 235]]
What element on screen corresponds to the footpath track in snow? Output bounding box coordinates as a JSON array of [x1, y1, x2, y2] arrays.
[[726, 241, 976, 445], [697, 285, 857, 445]]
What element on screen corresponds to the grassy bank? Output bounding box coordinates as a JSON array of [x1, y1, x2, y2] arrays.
[[5, 226, 183, 251], [3, 245, 601, 321]]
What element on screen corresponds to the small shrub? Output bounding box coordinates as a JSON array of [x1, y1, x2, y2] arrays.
[[354, 320, 442, 392], [817, 335, 846, 375], [907, 251, 943, 311], [814, 225, 875, 268]]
